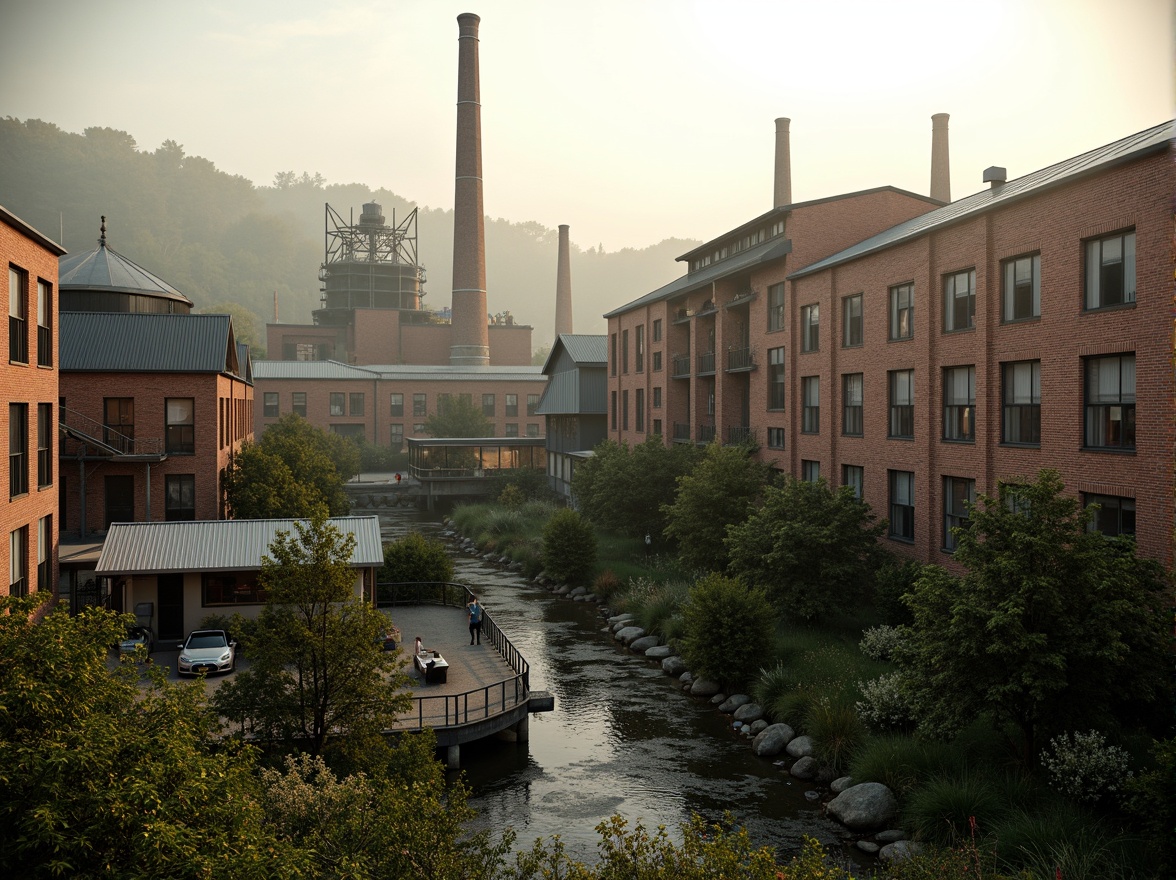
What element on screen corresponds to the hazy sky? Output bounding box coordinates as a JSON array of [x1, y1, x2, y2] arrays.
[[2, 0, 1172, 253]]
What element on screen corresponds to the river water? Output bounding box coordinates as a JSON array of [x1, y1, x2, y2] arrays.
[[376, 503, 851, 867]]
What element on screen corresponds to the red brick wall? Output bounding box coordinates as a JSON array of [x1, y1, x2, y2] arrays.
[[488, 325, 533, 365]]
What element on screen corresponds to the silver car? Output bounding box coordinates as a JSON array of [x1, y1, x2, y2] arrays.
[[177, 629, 237, 676]]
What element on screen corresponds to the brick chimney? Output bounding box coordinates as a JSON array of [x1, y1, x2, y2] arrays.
[[774, 117, 791, 207], [555, 224, 572, 337], [450, 12, 490, 365], [930, 113, 951, 203]]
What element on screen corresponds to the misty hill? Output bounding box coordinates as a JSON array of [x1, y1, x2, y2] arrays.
[[0, 117, 699, 355]]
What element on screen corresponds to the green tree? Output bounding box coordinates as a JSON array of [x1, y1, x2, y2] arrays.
[[679, 573, 776, 690], [213, 515, 411, 760], [726, 476, 886, 620], [379, 531, 454, 583], [896, 470, 1173, 764], [223, 442, 328, 518], [201, 299, 266, 359], [424, 394, 493, 438], [662, 441, 769, 572], [541, 507, 598, 585]]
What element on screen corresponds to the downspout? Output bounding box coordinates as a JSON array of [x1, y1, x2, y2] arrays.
[[78, 456, 86, 535], [145, 462, 151, 521]]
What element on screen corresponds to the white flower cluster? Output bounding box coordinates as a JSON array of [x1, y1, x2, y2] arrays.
[[858, 624, 905, 661], [855, 671, 919, 731], [1040, 729, 1133, 803]]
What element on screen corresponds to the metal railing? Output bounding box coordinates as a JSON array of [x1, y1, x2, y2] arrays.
[[727, 425, 755, 445], [672, 422, 692, 442], [696, 351, 716, 375], [671, 354, 691, 377], [726, 346, 754, 371], [697, 424, 716, 443], [59, 406, 164, 456]]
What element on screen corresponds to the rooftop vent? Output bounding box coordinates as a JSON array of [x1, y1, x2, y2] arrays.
[[983, 166, 1007, 189]]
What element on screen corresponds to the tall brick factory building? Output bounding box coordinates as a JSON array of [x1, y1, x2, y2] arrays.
[[604, 119, 1174, 568]]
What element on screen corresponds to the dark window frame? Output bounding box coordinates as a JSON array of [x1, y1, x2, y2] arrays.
[[889, 283, 914, 341], [1001, 253, 1041, 322], [329, 392, 345, 417], [801, 376, 819, 434], [1084, 353, 1135, 450], [888, 470, 915, 542], [943, 269, 976, 333], [767, 283, 785, 332], [943, 476, 974, 552], [165, 473, 196, 521], [1083, 492, 1135, 537], [36, 278, 52, 367], [37, 402, 52, 488], [262, 392, 279, 418], [842, 464, 864, 500], [942, 366, 975, 443], [888, 369, 914, 439], [842, 293, 863, 347], [842, 373, 863, 437], [9, 264, 28, 364], [292, 392, 308, 417], [1002, 360, 1041, 445], [768, 346, 786, 410], [1084, 229, 1135, 311], [801, 303, 819, 352], [9, 403, 28, 498]]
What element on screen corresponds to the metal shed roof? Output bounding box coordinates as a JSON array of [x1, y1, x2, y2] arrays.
[[96, 516, 384, 574], [60, 312, 239, 373], [253, 360, 545, 383]]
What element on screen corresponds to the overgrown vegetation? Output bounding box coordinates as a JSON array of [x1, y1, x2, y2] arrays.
[[379, 531, 454, 584], [541, 508, 597, 585]]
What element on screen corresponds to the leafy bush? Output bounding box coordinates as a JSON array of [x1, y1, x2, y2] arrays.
[[1040, 729, 1133, 804], [497, 483, 526, 509], [591, 569, 623, 602], [902, 774, 1006, 846], [805, 698, 866, 775], [872, 557, 923, 625], [858, 623, 904, 661], [849, 734, 962, 799], [379, 531, 454, 584], [855, 670, 921, 733], [679, 573, 775, 690], [541, 508, 597, 585], [633, 580, 690, 642], [769, 688, 818, 731], [752, 662, 794, 710]]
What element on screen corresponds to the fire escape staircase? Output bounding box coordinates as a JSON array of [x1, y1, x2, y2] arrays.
[[59, 407, 166, 461]]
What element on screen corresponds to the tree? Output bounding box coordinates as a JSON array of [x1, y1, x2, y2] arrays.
[[896, 470, 1173, 764], [423, 394, 493, 438], [662, 441, 769, 572], [223, 442, 328, 518], [726, 477, 886, 620], [213, 514, 411, 759], [678, 574, 776, 690], [379, 531, 454, 584], [541, 507, 597, 585]]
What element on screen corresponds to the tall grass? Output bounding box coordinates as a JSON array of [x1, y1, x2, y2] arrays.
[[633, 580, 690, 641], [902, 774, 1006, 845], [849, 734, 966, 798], [805, 699, 867, 775]]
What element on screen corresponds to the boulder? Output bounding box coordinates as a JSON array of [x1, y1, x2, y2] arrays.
[[607, 612, 635, 625], [827, 783, 899, 831], [856, 841, 880, 855], [615, 626, 646, 644], [710, 693, 728, 705], [569, 586, 588, 597], [790, 756, 819, 779], [690, 678, 721, 697], [662, 656, 688, 676], [751, 723, 795, 757], [879, 840, 923, 862], [717, 694, 751, 713], [733, 703, 763, 724], [629, 635, 660, 652], [679, 670, 694, 685], [875, 829, 907, 844], [645, 645, 673, 659], [786, 735, 815, 758], [749, 719, 769, 734], [830, 776, 855, 794]]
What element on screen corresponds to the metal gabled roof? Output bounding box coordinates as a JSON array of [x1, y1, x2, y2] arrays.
[[253, 360, 546, 383], [235, 343, 253, 384], [96, 516, 384, 574], [791, 120, 1174, 280], [60, 312, 241, 373], [541, 334, 607, 373], [252, 360, 380, 381], [59, 242, 192, 305]]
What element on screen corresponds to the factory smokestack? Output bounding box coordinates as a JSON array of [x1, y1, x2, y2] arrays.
[[773, 117, 791, 208], [450, 12, 490, 365], [555, 224, 572, 337], [930, 113, 951, 203]]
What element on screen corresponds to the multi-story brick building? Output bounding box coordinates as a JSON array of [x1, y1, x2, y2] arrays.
[[605, 119, 1174, 568], [3, 205, 64, 601]]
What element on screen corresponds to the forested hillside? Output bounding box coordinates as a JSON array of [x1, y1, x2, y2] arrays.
[[0, 117, 698, 355]]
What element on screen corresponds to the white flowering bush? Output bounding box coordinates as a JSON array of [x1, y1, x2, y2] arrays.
[[855, 671, 920, 732], [858, 624, 905, 661], [1040, 730, 1133, 803]]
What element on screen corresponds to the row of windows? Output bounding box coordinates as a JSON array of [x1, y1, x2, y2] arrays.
[[610, 320, 665, 376], [793, 230, 1135, 352], [8, 403, 53, 499], [609, 386, 667, 432], [264, 391, 541, 420], [102, 397, 199, 455], [687, 221, 783, 273], [9, 264, 53, 368], [8, 516, 52, 598]]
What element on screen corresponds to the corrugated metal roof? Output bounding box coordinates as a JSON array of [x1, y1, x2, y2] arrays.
[[60, 312, 238, 373], [252, 360, 380, 381], [536, 370, 604, 415], [59, 243, 192, 304], [540, 334, 606, 373], [603, 237, 792, 318], [253, 360, 546, 383], [235, 343, 253, 384], [791, 120, 1174, 280], [96, 516, 384, 574]]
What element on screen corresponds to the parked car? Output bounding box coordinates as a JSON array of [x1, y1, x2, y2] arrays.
[[119, 625, 155, 655], [177, 629, 237, 676]]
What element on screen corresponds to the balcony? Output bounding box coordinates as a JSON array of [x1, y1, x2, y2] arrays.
[[672, 307, 692, 324], [697, 424, 716, 444], [695, 300, 717, 317], [726, 425, 756, 446], [696, 351, 716, 375], [672, 422, 692, 443], [726, 346, 755, 371], [671, 354, 691, 378]]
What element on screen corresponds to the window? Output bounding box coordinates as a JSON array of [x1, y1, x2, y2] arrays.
[[349, 393, 364, 416], [636, 325, 645, 373], [889, 470, 914, 541], [842, 373, 863, 437], [622, 390, 629, 431], [1084, 493, 1135, 537], [292, 392, 307, 417], [767, 427, 785, 449], [888, 370, 914, 439], [652, 350, 662, 372], [943, 477, 974, 551], [842, 465, 864, 500], [943, 269, 975, 332], [413, 423, 426, 434], [802, 460, 820, 483], [330, 424, 364, 441], [389, 393, 403, 417], [165, 474, 196, 521], [652, 419, 662, 436], [101, 397, 134, 454], [942, 367, 975, 442], [505, 394, 518, 417], [802, 376, 819, 433], [890, 283, 914, 340], [622, 329, 629, 373], [652, 318, 663, 342], [477, 394, 494, 417], [527, 394, 539, 416], [505, 423, 519, 437], [37, 515, 50, 591], [1085, 230, 1135, 310], [768, 283, 785, 331], [610, 333, 617, 376], [262, 392, 279, 418], [37, 403, 52, 488], [1085, 354, 1135, 450], [1001, 361, 1040, 445], [9, 265, 28, 363], [768, 347, 786, 410], [203, 573, 267, 606], [9, 403, 27, 498], [389, 424, 404, 447], [842, 293, 863, 347], [10, 526, 28, 597], [413, 393, 427, 417], [1002, 254, 1040, 321], [653, 387, 662, 408], [610, 391, 616, 430], [526, 423, 540, 437], [329, 393, 345, 416], [36, 279, 51, 367], [635, 388, 645, 433], [801, 303, 819, 352]]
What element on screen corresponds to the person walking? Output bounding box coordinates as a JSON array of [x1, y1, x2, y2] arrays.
[[467, 596, 484, 645]]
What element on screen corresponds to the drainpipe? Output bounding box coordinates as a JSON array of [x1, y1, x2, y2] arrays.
[[145, 462, 151, 521], [78, 457, 87, 536]]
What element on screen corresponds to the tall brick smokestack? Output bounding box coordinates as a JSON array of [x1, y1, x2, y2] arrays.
[[555, 224, 572, 337], [773, 117, 791, 208], [930, 113, 951, 203], [450, 12, 490, 365]]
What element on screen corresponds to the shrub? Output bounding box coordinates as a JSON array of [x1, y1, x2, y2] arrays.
[[858, 623, 904, 661], [1040, 729, 1133, 804], [634, 581, 690, 642], [752, 662, 794, 710], [903, 774, 1006, 846], [805, 698, 866, 775], [849, 735, 960, 799], [497, 483, 526, 509], [679, 573, 775, 690], [591, 570, 623, 602], [872, 557, 923, 625], [855, 670, 920, 733], [379, 531, 454, 584], [769, 688, 818, 731], [541, 508, 597, 585]]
